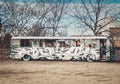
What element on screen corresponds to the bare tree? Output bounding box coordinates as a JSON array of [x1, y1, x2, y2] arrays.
[[46, 0, 69, 36], [0, 1, 37, 48], [0, 1, 34, 36], [28, 0, 69, 36], [0, 2, 10, 35], [0, 2, 9, 48], [27, 1, 52, 36], [28, 23, 47, 36], [73, 0, 120, 36]]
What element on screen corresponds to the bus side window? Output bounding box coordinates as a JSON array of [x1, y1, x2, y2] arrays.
[[39, 40, 43, 47], [20, 39, 31, 47], [60, 42, 65, 47]]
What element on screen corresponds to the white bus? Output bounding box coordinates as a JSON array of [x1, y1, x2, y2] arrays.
[[9, 36, 111, 61]]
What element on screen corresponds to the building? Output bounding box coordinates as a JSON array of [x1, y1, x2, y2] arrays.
[[98, 17, 120, 36], [110, 28, 120, 61]]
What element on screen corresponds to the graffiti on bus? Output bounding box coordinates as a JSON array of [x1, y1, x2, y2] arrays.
[[10, 43, 100, 61]]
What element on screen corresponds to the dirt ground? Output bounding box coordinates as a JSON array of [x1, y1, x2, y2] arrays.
[[0, 61, 120, 84]]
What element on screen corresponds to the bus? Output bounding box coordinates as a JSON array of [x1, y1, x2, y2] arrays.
[[9, 36, 111, 61]]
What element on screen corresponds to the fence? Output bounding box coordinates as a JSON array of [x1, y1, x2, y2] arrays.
[[0, 49, 10, 60]]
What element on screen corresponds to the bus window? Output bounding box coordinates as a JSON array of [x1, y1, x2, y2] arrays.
[[59, 41, 65, 47], [32, 39, 39, 47], [45, 39, 56, 47], [75, 40, 81, 47], [20, 39, 31, 47], [11, 39, 20, 47], [39, 40, 43, 47]]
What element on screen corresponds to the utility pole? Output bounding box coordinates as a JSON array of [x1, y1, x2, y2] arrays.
[[0, 17, 4, 48], [0, 17, 2, 34]]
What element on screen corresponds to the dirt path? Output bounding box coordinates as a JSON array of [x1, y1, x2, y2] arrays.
[[0, 61, 120, 84]]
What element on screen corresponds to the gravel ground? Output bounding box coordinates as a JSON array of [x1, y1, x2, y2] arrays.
[[0, 61, 120, 84]]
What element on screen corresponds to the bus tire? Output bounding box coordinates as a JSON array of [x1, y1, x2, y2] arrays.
[[22, 54, 31, 61], [86, 55, 93, 62], [39, 57, 48, 61], [70, 57, 75, 61], [54, 56, 59, 61]]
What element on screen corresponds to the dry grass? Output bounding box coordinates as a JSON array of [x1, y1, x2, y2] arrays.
[[0, 61, 120, 84]]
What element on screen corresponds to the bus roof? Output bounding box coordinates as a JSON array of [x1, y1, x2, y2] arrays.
[[11, 36, 108, 40]]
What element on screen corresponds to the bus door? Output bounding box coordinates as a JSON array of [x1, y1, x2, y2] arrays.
[[100, 38, 111, 61]]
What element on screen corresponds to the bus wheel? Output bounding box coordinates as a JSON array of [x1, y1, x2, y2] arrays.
[[54, 56, 59, 61], [70, 57, 75, 61], [39, 57, 48, 61], [86, 55, 93, 62], [22, 54, 31, 61]]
